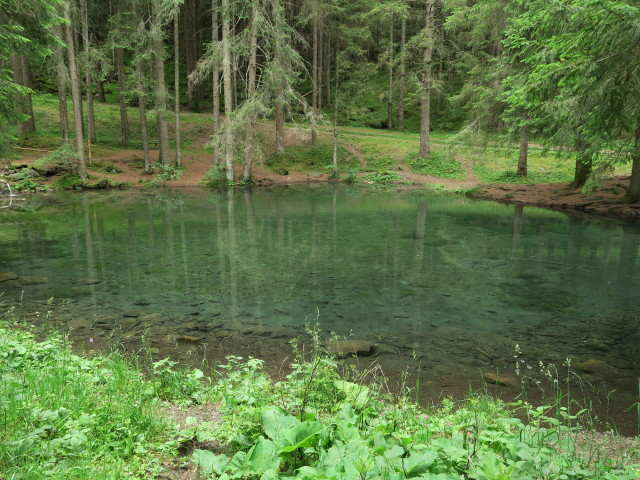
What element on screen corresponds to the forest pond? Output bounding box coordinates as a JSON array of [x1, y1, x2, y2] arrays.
[[1, 186, 639, 434]]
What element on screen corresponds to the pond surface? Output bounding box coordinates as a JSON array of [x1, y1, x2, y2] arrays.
[[1, 186, 639, 433]]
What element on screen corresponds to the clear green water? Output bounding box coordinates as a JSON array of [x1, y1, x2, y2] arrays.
[[1, 187, 639, 431]]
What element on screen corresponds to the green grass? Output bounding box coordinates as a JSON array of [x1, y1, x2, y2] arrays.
[[264, 142, 360, 175], [406, 151, 466, 180]]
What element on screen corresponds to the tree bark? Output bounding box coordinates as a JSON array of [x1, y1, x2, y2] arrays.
[[398, 15, 406, 131], [174, 9, 182, 166], [53, 23, 69, 141], [212, 0, 221, 165], [11, 56, 35, 137], [517, 125, 528, 176], [419, 0, 435, 160], [64, 0, 87, 179], [242, 0, 259, 184], [151, 0, 170, 165], [81, 0, 96, 146], [115, 47, 129, 146], [332, 50, 339, 175], [311, 14, 318, 145], [570, 138, 592, 190], [324, 29, 330, 108], [627, 122, 640, 203], [136, 57, 151, 174], [222, 0, 234, 181], [387, 18, 393, 130], [274, 0, 285, 154]]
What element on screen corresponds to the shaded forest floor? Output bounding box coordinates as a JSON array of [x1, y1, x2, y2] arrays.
[[6, 99, 640, 219]]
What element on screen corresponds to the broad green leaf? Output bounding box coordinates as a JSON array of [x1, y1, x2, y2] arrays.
[[244, 437, 280, 475], [263, 407, 300, 440], [405, 450, 437, 477], [192, 449, 230, 475], [278, 421, 325, 452]]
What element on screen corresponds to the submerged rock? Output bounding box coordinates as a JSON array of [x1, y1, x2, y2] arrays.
[[122, 309, 142, 318], [0, 272, 18, 283], [482, 372, 518, 388], [327, 340, 375, 358], [575, 358, 617, 377], [20, 275, 48, 285]]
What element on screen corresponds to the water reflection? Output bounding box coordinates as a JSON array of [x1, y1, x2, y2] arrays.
[[1, 188, 639, 433]]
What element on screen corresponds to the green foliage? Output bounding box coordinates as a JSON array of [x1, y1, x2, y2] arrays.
[[53, 173, 127, 191], [201, 164, 234, 187], [406, 151, 465, 180], [12, 178, 48, 192], [364, 170, 401, 184], [88, 161, 123, 174], [140, 162, 184, 188], [0, 320, 175, 479], [265, 143, 359, 175]]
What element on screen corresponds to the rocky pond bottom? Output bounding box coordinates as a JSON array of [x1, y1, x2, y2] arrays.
[[2, 188, 640, 435]]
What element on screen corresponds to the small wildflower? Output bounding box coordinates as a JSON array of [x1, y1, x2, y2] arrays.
[[89, 337, 94, 343]]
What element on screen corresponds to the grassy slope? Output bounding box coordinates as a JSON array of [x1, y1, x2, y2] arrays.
[[4, 93, 620, 188]]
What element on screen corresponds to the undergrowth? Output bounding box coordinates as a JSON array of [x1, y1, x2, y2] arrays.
[[1, 309, 639, 480], [405, 151, 465, 180]]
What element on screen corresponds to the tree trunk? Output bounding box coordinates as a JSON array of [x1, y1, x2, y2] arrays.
[[11, 56, 35, 137], [81, 0, 96, 146], [136, 58, 151, 174], [387, 18, 393, 130], [242, 0, 259, 184], [398, 15, 406, 131], [53, 23, 70, 141], [311, 15, 318, 145], [64, 0, 87, 179], [419, 0, 435, 160], [627, 122, 640, 203], [332, 50, 339, 175], [222, 0, 234, 181], [517, 125, 529, 176], [151, 0, 170, 165], [212, 0, 221, 165], [115, 47, 129, 146], [324, 30, 331, 108], [274, 0, 285, 154], [174, 9, 182, 166], [570, 139, 592, 190], [21, 57, 36, 134]]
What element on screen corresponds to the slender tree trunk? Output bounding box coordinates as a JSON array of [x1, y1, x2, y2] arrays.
[[570, 138, 592, 190], [212, 0, 221, 165], [517, 125, 529, 176], [222, 0, 234, 181], [64, 0, 87, 179], [20, 57, 36, 134], [242, 0, 259, 183], [11, 56, 35, 137], [135, 50, 151, 173], [325, 30, 330, 107], [174, 9, 182, 166], [311, 15, 318, 145], [387, 18, 393, 130], [81, 0, 96, 146], [53, 23, 70, 141], [332, 50, 339, 175], [627, 122, 640, 203], [398, 15, 406, 131], [151, 0, 170, 165], [318, 18, 323, 109], [274, 0, 285, 154], [419, 0, 436, 160], [115, 48, 129, 146]]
